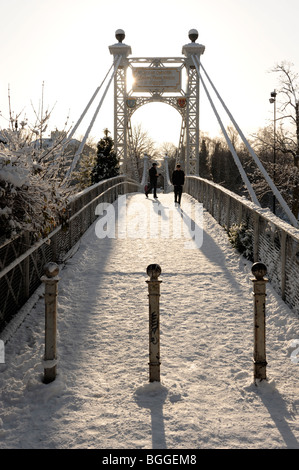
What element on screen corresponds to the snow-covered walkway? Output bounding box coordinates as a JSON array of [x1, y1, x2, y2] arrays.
[[0, 192, 298, 449]]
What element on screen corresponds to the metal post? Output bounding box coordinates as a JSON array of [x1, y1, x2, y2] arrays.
[[163, 153, 172, 193], [251, 262, 268, 382], [41, 262, 60, 384], [146, 264, 162, 382], [141, 154, 149, 187]]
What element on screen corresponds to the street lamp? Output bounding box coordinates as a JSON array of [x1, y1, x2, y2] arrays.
[[269, 90, 277, 214]]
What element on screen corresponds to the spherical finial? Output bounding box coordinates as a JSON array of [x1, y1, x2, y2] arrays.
[[115, 29, 125, 43], [147, 264, 162, 280], [44, 262, 59, 278], [251, 262, 267, 280], [188, 29, 198, 43]]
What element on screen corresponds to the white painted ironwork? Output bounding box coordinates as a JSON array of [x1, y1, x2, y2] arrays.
[[177, 119, 186, 165], [109, 29, 205, 180], [163, 153, 173, 193], [109, 33, 132, 177], [127, 119, 140, 181], [182, 34, 205, 175], [141, 154, 149, 187], [185, 66, 199, 175]]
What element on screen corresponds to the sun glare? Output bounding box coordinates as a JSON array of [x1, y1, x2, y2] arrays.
[[126, 68, 135, 93]]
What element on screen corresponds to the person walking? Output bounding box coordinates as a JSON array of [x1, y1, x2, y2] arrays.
[[145, 163, 160, 199], [172, 164, 185, 205]]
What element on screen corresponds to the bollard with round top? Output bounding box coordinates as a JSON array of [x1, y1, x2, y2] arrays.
[[251, 262, 267, 280], [41, 262, 60, 384], [147, 264, 162, 280], [251, 262, 268, 382], [146, 264, 162, 382]]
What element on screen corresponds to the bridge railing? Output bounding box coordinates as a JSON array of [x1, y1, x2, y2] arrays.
[[186, 175, 299, 315], [0, 176, 141, 332]]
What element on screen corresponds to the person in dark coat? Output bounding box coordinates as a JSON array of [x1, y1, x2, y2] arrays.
[[145, 163, 160, 199], [172, 164, 185, 205]]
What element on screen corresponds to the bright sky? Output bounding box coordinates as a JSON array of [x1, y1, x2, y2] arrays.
[[1, 0, 299, 148]]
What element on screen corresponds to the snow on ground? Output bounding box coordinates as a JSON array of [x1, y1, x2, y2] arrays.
[[0, 192, 298, 449]]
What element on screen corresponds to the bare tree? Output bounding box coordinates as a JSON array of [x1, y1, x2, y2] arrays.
[[271, 61, 299, 164], [248, 63, 299, 218], [271, 62, 299, 217], [131, 123, 156, 158], [130, 123, 159, 178], [157, 142, 177, 175], [158, 142, 177, 157]]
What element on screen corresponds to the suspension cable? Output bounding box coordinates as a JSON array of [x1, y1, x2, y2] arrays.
[[64, 60, 116, 145], [63, 55, 122, 184], [191, 55, 260, 206], [194, 55, 298, 227]]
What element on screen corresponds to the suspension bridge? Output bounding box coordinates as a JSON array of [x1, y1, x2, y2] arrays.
[[62, 28, 297, 227], [0, 29, 298, 450]]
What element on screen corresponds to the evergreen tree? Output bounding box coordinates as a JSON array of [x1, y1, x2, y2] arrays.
[[91, 129, 119, 183], [199, 139, 210, 179], [210, 138, 242, 194]]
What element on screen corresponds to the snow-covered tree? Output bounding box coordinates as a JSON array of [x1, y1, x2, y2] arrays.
[[0, 109, 72, 240]]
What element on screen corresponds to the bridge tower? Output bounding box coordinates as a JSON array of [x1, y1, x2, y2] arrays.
[[108, 30, 132, 177], [182, 29, 205, 175], [109, 29, 205, 179]]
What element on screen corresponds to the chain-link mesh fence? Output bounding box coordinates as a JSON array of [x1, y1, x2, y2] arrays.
[[0, 176, 141, 332], [186, 175, 299, 316]]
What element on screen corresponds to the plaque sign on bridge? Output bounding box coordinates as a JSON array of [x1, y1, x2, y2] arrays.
[[109, 29, 205, 179], [132, 67, 182, 93]]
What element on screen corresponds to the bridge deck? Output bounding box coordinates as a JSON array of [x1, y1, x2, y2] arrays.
[[0, 193, 298, 449]]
